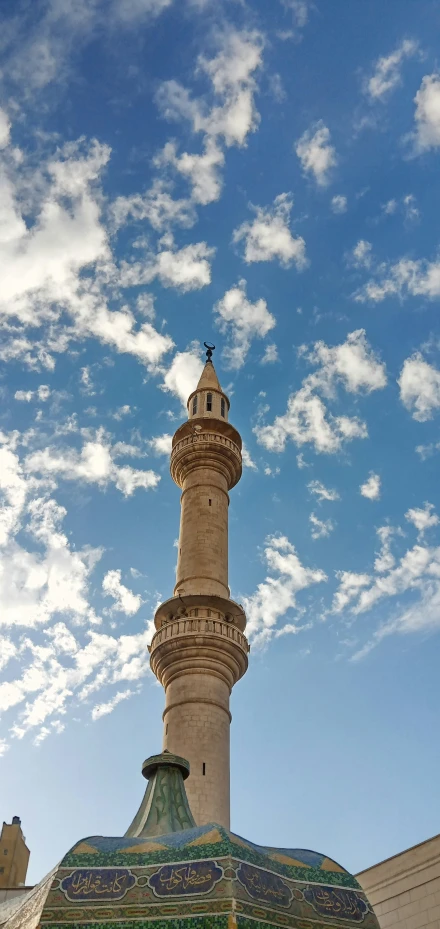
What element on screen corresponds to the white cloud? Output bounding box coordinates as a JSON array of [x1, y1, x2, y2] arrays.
[[331, 571, 371, 613], [91, 688, 134, 721], [333, 535, 440, 659], [214, 279, 276, 369], [255, 385, 368, 454], [0, 496, 102, 630], [156, 139, 225, 206], [0, 134, 175, 373], [360, 472, 381, 500], [112, 179, 195, 231], [308, 480, 340, 502], [331, 195, 347, 214], [374, 526, 398, 573], [416, 441, 440, 461], [241, 442, 257, 470], [102, 569, 142, 615], [260, 343, 278, 365], [350, 239, 372, 269], [365, 39, 418, 101], [255, 329, 385, 456], [160, 347, 204, 406], [398, 353, 440, 421], [405, 502, 439, 535], [411, 74, 440, 152], [403, 194, 420, 222], [303, 328, 387, 396], [356, 253, 440, 304], [242, 534, 327, 646], [157, 29, 263, 149], [24, 428, 160, 496], [15, 385, 51, 403], [232, 193, 307, 268], [295, 121, 337, 187], [150, 433, 173, 455], [282, 0, 311, 28], [120, 237, 215, 292], [0, 108, 11, 148], [309, 512, 335, 539], [0, 432, 157, 741]]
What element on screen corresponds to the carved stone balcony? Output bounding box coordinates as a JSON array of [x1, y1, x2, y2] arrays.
[[170, 419, 242, 490], [149, 615, 249, 692]]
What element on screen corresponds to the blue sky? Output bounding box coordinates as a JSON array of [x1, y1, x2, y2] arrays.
[[1, 0, 440, 885]]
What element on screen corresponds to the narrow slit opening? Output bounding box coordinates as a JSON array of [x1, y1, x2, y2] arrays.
[[202, 763, 206, 776]]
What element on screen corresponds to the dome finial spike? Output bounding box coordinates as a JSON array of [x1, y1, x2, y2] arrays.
[[204, 341, 215, 363]]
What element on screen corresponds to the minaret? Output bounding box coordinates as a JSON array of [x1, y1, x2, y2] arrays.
[[149, 344, 249, 829]]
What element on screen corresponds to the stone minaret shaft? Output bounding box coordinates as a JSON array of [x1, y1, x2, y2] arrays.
[[149, 354, 249, 829]]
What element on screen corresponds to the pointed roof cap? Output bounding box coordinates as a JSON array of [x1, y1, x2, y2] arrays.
[[196, 360, 222, 392], [125, 751, 196, 839]]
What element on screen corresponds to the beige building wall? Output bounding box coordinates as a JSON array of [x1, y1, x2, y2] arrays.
[[357, 834, 440, 929], [0, 819, 30, 890]]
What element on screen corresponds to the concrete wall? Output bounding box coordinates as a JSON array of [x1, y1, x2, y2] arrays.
[[357, 834, 440, 929]]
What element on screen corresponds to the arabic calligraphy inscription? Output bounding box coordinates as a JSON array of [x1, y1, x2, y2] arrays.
[[237, 863, 292, 908], [61, 869, 135, 902], [149, 860, 222, 897], [303, 886, 369, 922]]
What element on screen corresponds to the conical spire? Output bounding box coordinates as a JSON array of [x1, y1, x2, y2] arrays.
[[125, 752, 196, 838], [196, 359, 222, 391]]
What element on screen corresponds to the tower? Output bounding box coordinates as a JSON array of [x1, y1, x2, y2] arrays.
[[149, 345, 249, 829], [0, 817, 30, 889]]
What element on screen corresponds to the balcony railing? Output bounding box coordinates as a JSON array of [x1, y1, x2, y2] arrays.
[[150, 617, 249, 654]]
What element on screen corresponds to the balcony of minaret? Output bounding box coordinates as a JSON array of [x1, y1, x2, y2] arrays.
[[149, 608, 249, 692], [170, 419, 242, 490]]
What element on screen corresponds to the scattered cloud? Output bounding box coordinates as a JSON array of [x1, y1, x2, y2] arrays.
[[102, 570, 143, 615], [398, 353, 440, 421], [331, 527, 440, 660], [160, 347, 204, 407], [24, 428, 160, 496], [242, 534, 327, 646], [156, 29, 263, 149], [232, 193, 307, 269], [308, 480, 340, 502], [350, 240, 373, 269], [405, 502, 439, 535], [150, 433, 173, 455], [411, 74, 440, 153], [155, 139, 225, 206], [364, 39, 418, 101], [260, 343, 279, 365], [355, 252, 440, 303], [91, 688, 135, 721], [309, 512, 335, 539], [281, 0, 312, 29], [112, 179, 195, 232], [331, 195, 347, 214], [242, 443, 258, 470], [120, 237, 215, 292], [255, 329, 385, 455], [15, 385, 51, 403], [295, 121, 337, 186], [360, 472, 381, 500], [214, 279, 276, 369]]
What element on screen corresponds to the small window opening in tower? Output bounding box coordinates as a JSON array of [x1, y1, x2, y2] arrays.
[[202, 763, 206, 775], [206, 392, 212, 412], [166, 724, 168, 735], [192, 395, 198, 415], [221, 397, 225, 417], [209, 499, 212, 506]]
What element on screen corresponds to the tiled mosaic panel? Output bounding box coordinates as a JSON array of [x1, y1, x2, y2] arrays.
[[61, 826, 360, 890]]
